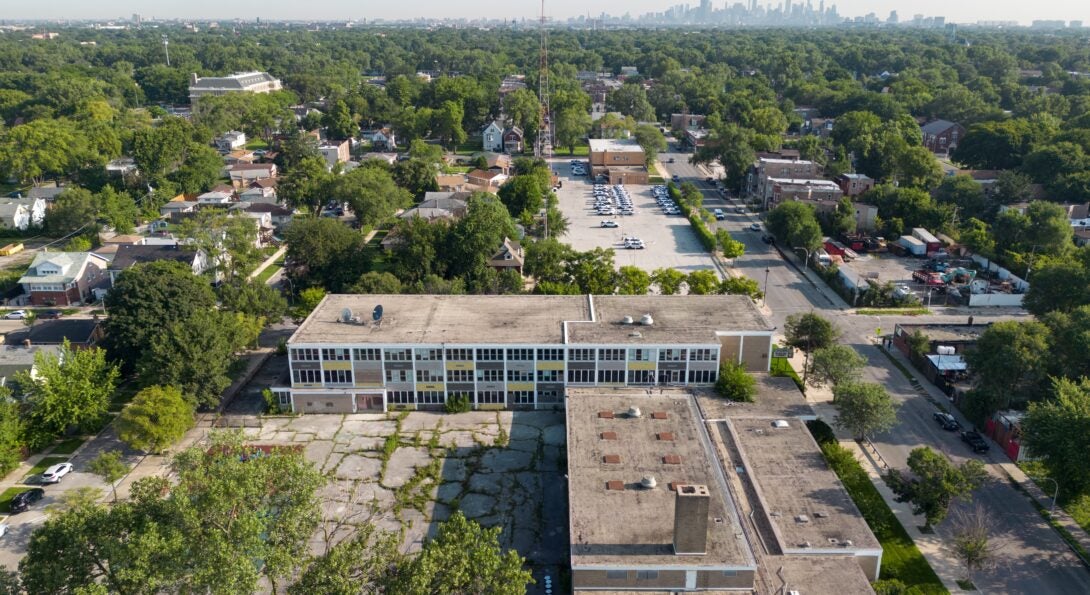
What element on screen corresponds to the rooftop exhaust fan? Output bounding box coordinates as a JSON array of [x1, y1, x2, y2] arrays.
[[640, 313, 654, 326], [640, 476, 657, 489], [627, 406, 642, 418]]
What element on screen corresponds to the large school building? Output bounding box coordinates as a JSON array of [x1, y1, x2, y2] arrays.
[[274, 294, 775, 414]]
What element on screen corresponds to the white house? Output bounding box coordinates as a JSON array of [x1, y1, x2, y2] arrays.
[[370, 127, 397, 151], [0, 197, 46, 230], [216, 131, 247, 152], [197, 191, 233, 205], [482, 121, 504, 153]]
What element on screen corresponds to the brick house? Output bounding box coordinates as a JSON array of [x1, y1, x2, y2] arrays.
[[18, 252, 110, 306], [834, 173, 875, 197], [920, 120, 966, 154]]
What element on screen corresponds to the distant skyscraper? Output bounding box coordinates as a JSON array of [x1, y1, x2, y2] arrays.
[[785, 0, 792, 16], [699, 0, 711, 19], [888, 10, 898, 24]]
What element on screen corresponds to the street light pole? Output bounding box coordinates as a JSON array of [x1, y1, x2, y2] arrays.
[[792, 247, 812, 277], [1040, 477, 1059, 516], [762, 267, 770, 304]]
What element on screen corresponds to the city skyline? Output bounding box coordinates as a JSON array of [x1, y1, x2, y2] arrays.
[[3, 0, 1088, 26]]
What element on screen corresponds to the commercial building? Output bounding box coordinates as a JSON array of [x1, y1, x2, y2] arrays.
[[188, 72, 282, 103], [566, 392, 881, 593], [589, 138, 649, 184], [276, 294, 774, 414]]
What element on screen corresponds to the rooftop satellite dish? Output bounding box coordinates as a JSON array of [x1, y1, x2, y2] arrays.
[[339, 308, 353, 323], [372, 305, 384, 322]]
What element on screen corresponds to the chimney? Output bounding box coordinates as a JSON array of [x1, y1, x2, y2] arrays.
[[673, 484, 710, 555]]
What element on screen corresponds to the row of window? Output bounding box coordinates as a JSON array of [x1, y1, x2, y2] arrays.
[[603, 570, 737, 580], [386, 390, 546, 405], [292, 347, 719, 363], [296, 367, 719, 386]]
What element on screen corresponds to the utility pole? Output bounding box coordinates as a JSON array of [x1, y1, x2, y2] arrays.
[[534, 0, 553, 159]]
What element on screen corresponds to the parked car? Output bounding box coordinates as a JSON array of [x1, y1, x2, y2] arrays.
[[761, 235, 775, 245], [735, 207, 745, 214], [9, 488, 44, 513], [41, 462, 73, 484], [38, 310, 62, 320], [932, 412, 961, 431], [0, 522, 7, 538], [600, 220, 619, 228], [960, 431, 990, 453], [667, 157, 676, 163], [671, 174, 680, 182], [750, 223, 761, 231], [705, 177, 714, 183], [3, 310, 27, 319]]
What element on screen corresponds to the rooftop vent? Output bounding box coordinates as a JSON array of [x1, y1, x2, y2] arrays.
[[651, 411, 668, 420], [606, 480, 624, 491], [843, 540, 854, 547], [640, 475, 658, 489], [828, 538, 840, 545], [627, 406, 642, 418], [657, 432, 675, 441], [640, 313, 654, 326], [814, 511, 829, 518], [629, 331, 642, 338], [795, 515, 810, 523], [771, 419, 790, 428], [602, 454, 621, 464], [621, 315, 634, 324], [663, 455, 682, 465], [798, 542, 811, 549], [600, 431, 618, 440]]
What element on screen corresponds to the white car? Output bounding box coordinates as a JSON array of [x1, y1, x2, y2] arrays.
[[750, 223, 761, 231], [3, 310, 27, 320], [600, 220, 619, 228], [41, 462, 73, 484]]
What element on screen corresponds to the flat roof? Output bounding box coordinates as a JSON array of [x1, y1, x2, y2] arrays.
[[567, 395, 754, 568], [696, 375, 814, 420], [589, 138, 644, 153], [753, 556, 875, 595], [895, 323, 988, 344], [724, 418, 880, 554], [291, 294, 773, 346]]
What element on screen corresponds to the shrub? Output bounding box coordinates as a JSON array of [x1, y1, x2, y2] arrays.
[[715, 362, 756, 402], [444, 393, 471, 413]]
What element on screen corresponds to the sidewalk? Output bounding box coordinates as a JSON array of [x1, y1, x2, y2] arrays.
[[247, 244, 287, 281]]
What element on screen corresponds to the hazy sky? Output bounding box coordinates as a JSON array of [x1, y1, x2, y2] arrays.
[[7, 0, 1089, 25]]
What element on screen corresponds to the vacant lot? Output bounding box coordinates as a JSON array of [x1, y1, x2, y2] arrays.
[[552, 161, 719, 276]]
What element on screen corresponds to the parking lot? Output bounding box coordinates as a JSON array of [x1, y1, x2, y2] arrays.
[[552, 160, 721, 275]]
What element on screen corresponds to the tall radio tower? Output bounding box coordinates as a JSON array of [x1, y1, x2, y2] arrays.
[[534, 0, 553, 158]]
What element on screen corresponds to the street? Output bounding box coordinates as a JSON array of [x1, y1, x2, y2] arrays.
[[658, 148, 1090, 593]]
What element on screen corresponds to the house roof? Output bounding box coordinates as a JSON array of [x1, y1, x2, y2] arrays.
[[473, 152, 512, 170], [0, 202, 27, 221], [25, 186, 66, 200], [488, 237, 523, 268], [243, 203, 293, 216], [4, 318, 102, 346], [251, 178, 278, 189], [467, 169, 503, 181], [0, 344, 63, 380], [110, 244, 198, 271], [161, 201, 198, 212], [227, 163, 275, 172], [921, 119, 960, 135], [926, 354, 967, 372], [19, 252, 106, 285], [190, 71, 279, 90]]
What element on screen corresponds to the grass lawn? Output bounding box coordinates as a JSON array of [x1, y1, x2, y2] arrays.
[[769, 348, 804, 391], [50, 437, 85, 455], [255, 259, 284, 285], [0, 487, 28, 514], [245, 139, 269, 150], [809, 421, 948, 594], [1021, 460, 1090, 536], [22, 456, 70, 482], [557, 144, 590, 156]]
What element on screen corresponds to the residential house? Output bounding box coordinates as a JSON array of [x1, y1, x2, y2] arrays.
[[226, 163, 277, 186], [487, 237, 524, 275], [503, 126, 525, 154], [370, 127, 397, 151], [216, 130, 247, 152], [18, 251, 110, 306], [482, 121, 505, 153], [224, 150, 257, 166], [920, 119, 965, 154], [160, 200, 198, 221], [25, 186, 66, 202], [588, 138, 648, 185], [399, 192, 471, 222], [242, 202, 294, 229], [3, 318, 104, 349], [319, 140, 351, 168], [108, 244, 209, 284], [0, 344, 63, 392], [196, 191, 233, 206], [834, 173, 875, 197], [188, 71, 282, 103], [498, 75, 528, 101], [436, 174, 469, 191], [670, 113, 706, 132], [0, 197, 46, 230], [240, 185, 279, 205], [467, 169, 507, 190], [228, 204, 274, 245], [361, 153, 398, 166]]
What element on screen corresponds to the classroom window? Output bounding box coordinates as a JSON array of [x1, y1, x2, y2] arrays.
[[476, 348, 503, 361], [536, 348, 563, 361], [568, 348, 595, 361], [507, 348, 534, 361], [322, 348, 350, 361], [291, 348, 319, 361], [416, 370, 444, 383], [417, 391, 444, 405], [537, 369, 561, 383], [384, 349, 412, 361], [445, 348, 472, 361], [597, 369, 624, 383], [477, 369, 503, 383], [447, 369, 474, 383], [292, 369, 321, 384], [567, 369, 594, 384], [323, 369, 352, 384], [507, 369, 533, 382], [599, 348, 625, 361], [353, 348, 381, 361], [387, 391, 415, 404]]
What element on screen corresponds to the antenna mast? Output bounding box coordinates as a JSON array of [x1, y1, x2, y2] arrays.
[[162, 35, 171, 66], [535, 0, 553, 159]]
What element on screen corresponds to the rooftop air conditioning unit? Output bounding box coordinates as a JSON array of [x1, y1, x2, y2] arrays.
[[622, 315, 634, 324]]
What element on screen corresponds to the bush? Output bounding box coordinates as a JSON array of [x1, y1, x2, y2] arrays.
[[687, 210, 717, 251], [715, 362, 756, 402], [806, 419, 836, 445], [444, 393, 471, 413]]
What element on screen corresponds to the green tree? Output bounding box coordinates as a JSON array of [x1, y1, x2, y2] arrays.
[[784, 312, 840, 352], [694, 121, 755, 190], [652, 267, 686, 295], [963, 320, 1051, 419], [331, 166, 413, 229], [766, 202, 823, 253], [567, 248, 617, 295], [952, 119, 1043, 170], [279, 155, 334, 215], [395, 511, 533, 595], [1024, 258, 1090, 316], [15, 341, 118, 449], [885, 446, 986, 528], [88, 450, 129, 502], [555, 106, 591, 155], [432, 100, 466, 149], [290, 525, 401, 595], [139, 310, 254, 410], [616, 266, 651, 295], [686, 270, 720, 295], [218, 279, 288, 321], [502, 88, 543, 137], [833, 382, 899, 440], [104, 261, 218, 371], [284, 217, 368, 292], [448, 193, 518, 281], [169, 143, 225, 194], [606, 83, 655, 121], [716, 230, 745, 260], [633, 124, 667, 165], [45, 187, 98, 234], [176, 208, 263, 281], [0, 118, 81, 185], [1022, 377, 1090, 499], [295, 287, 328, 319], [350, 271, 404, 294], [809, 345, 867, 387], [392, 158, 439, 198], [524, 238, 575, 285], [117, 385, 196, 455], [322, 99, 358, 140], [718, 276, 763, 300], [715, 362, 757, 402], [0, 390, 24, 478]]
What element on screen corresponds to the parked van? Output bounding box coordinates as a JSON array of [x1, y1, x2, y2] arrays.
[[713, 209, 725, 220]]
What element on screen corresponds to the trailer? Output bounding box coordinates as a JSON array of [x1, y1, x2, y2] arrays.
[[898, 235, 927, 257], [911, 227, 942, 254], [0, 243, 23, 256]]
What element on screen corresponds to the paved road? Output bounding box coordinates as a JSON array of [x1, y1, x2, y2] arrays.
[[659, 159, 1090, 593]]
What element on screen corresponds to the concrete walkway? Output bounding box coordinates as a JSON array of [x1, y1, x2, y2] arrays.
[[247, 245, 287, 281]]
